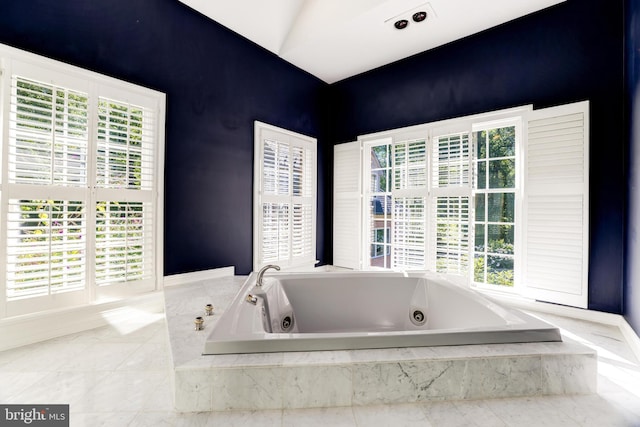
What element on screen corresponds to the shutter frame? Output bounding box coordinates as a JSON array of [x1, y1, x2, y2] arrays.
[[391, 139, 428, 270], [254, 121, 317, 271], [430, 131, 472, 275], [522, 101, 589, 308], [1, 52, 164, 316], [333, 141, 362, 269]]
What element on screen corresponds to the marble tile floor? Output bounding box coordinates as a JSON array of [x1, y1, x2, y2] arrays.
[[1, 303, 639, 426]]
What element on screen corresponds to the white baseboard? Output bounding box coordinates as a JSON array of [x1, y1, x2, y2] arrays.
[[481, 290, 640, 362], [0, 292, 164, 352], [620, 320, 640, 362], [163, 266, 235, 287]]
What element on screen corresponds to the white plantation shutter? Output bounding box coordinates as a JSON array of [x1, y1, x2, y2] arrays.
[[94, 95, 157, 289], [6, 73, 90, 303], [333, 142, 361, 269], [430, 132, 471, 274], [1, 53, 164, 316], [254, 122, 316, 270], [393, 196, 426, 268], [523, 101, 589, 308], [392, 139, 427, 269]]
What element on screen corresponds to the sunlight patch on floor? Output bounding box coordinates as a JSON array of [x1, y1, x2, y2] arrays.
[[100, 306, 164, 336]]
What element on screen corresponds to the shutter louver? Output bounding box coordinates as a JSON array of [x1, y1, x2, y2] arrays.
[[527, 113, 584, 186], [392, 140, 427, 269], [95, 96, 156, 288], [433, 133, 470, 188], [394, 140, 427, 190], [95, 201, 153, 286], [393, 197, 426, 269], [291, 145, 313, 262], [292, 204, 312, 257], [9, 77, 89, 186], [6, 199, 86, 299], [434, 196, 470, 273], [255, 123, 316, 270], [526, 195, 584, 292], [431, 132, 471, 274], [261, 203, 290, 263], [97, 98, 155, 190]]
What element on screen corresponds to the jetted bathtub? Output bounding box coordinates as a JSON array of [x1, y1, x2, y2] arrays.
[[203, 271, 561, 354]]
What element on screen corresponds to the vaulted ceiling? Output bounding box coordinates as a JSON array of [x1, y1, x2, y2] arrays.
[[178, 0, 566, 83]]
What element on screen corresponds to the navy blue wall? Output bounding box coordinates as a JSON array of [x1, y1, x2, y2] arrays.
[[626, 0, 640, 333], [0, 0, 635, 319], [329, 0, 626, 313], [0, 0, 329, 276]]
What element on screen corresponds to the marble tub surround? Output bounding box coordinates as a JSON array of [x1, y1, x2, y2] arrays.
[[164, 276, 597, 412]]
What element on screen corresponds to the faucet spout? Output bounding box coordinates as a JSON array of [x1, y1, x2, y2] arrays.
[[256, 264, 280, 287]]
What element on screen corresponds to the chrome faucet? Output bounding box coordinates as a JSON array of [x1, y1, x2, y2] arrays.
[[256, 264, 280, 287]]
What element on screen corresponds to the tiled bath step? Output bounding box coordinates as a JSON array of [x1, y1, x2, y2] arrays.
[[165, 277, 596, 412]]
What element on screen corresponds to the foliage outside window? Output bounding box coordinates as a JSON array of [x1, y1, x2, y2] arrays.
[[473, 126, 516, 287]]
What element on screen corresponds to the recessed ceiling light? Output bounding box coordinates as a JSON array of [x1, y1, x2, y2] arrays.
[[412, 11, 427, 22], [394, 19, 409, 30]]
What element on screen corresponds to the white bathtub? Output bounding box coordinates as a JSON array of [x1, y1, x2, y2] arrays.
[[203, 271, 561, 354]]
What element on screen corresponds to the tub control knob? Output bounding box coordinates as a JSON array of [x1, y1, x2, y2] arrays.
[[194, 316, 204, 331], [205, 304, 214, 316]]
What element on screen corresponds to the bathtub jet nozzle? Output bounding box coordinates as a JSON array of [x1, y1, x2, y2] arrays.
[[410, 308, 427, 327]]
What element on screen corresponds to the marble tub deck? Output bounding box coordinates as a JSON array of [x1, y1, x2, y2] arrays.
[[165, 276, 597, 413]]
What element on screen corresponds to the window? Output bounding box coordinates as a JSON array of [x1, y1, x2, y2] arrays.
[[370, 227, 391, 262], [368, 143, 392, 268], [364, 134, 466, 272], [473, 123, 518, 287], [0, 45, 165, 317], [365, 138, 428, 270], [338, 102, 589, 308], [254, 122, 316, 270]]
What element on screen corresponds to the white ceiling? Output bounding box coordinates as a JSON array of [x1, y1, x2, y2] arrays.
[[178, 0, 565, 84]]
